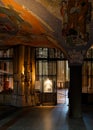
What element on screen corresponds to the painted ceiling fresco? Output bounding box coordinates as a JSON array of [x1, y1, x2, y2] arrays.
[[0, 0, 60, 49], [0, 0, 93, 52]]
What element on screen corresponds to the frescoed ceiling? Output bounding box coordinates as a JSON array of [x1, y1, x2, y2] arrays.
[[0, 0, 93, 53], [0, 0, 62, 50]]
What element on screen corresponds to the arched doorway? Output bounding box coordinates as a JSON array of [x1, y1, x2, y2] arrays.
[[35, 48, 70, 105], [82, 45, 93, 104]]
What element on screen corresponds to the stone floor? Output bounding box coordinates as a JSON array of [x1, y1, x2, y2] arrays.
[[0, 104, 93, 130], [0, 89, 93, 130]]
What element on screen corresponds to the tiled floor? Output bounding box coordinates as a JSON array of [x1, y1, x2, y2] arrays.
[[0, 104, 93, 130]]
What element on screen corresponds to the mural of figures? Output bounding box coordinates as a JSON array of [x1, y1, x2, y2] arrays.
[[60, 1, 68, 37], [0, 0, 92, 49], [61, 0, 91, 46], [68, 0, 88, 39], [60, 1, 68, 25]]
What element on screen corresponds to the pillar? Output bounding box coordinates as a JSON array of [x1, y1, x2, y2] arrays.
[[12, 45, 36, 107], [31, 48, 36, 105], [24, 46, 32, 104], [12, 45, 25, 106], [69, 65, 82, 118]]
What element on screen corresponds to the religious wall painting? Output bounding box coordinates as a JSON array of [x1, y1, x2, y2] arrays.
[[0, 6, 38, 47], [0, 1, 45, 44], [60, 0, 92, 48], [0, 6, 25, 35]]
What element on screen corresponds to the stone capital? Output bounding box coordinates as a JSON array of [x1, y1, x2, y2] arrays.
[[68, 50, 86, 66]]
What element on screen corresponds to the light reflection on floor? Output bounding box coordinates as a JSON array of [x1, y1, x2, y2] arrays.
[[57, 88, 69, 104]]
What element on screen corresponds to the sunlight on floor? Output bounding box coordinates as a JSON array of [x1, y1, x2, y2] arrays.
[[57, 88, 69, 105]]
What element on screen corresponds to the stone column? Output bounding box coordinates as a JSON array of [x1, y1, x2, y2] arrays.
[[69, 65, 82, 118], [24, 46, 32, 105], [31, 48, 36, 105], [68, 50, 84, 118], [12, 46, 36, 107], [12, 45, 25, 106]]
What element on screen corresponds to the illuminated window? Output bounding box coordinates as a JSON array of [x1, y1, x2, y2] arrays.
[[82, 46, 93, 94]]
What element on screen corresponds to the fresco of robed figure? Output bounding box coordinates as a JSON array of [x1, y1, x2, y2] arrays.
[[60, 0, 91, 46]]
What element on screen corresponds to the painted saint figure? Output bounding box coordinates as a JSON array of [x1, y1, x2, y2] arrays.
[[60, 1, 68, 25], [61, 0, 90, 45]]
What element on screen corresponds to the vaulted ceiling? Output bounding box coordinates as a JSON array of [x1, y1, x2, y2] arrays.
[[0, 0, 63, 50], [0, 0, 93, 52]]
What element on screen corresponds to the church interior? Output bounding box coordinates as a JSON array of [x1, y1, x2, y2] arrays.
[[0, 0, 93, 125]]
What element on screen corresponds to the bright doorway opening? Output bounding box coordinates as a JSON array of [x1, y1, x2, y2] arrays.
[[57, 61, 70, 104]]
